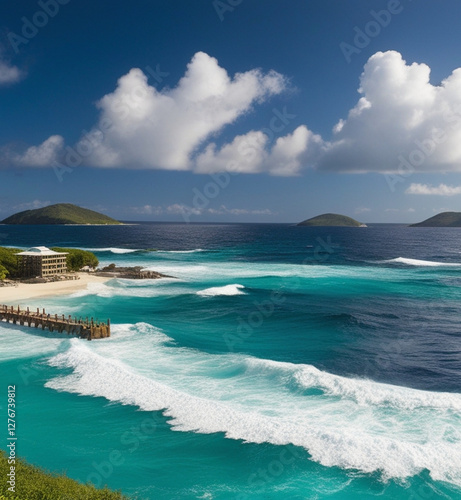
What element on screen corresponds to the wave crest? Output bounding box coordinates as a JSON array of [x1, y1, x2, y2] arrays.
[[197, 284, 246, 297], [45, 336, 461, 486], [384, 257, 461, 267]]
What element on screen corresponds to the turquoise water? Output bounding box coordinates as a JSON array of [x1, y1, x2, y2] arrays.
[[1, 223, 461, 499]]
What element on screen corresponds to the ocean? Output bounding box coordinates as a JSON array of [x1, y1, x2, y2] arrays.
[[0, 222, 460, 499]]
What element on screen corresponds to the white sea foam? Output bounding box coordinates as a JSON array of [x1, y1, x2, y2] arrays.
[[142, 261, 370, 282], [157, 249, 204, 254], [83, 248, 205, 257], [0, 323, 64, 361], [84, 247, 141, 254], [197, 284, 246, 297], [45, 325, 461, 486], [384, 257, 461, 267], [69, 281, 187, 299], [244, 357, 461, 412]]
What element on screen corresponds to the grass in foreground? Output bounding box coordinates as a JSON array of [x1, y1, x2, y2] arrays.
[[0, 450, 130, 500]]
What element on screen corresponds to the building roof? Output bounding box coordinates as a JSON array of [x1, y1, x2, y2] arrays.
[[17, 246, 68, 256]]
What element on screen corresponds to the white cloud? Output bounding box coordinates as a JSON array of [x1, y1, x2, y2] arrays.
[[0, 199, 50, 217], [12, 200, 50, 211], [15, 135, 64, 166], [167, 51, 461, 175], [266, 126, 318, 176], [316, 51, 461, 173], [128, 203, 274, 217], [195, 130, 268, 174], [0, 59, 22, 85], [166, 204, 201, 216], [207, 205, 274, 215], [355, 207, 371, 214], [195, 125, 321, 176], [12, 50, 461, 177], [405, 183, 461, 196], [129, 205, 164, 216], [78, 51, 286, 170]]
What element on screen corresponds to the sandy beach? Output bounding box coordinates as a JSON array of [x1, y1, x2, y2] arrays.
[[0, 273, 110, 305]]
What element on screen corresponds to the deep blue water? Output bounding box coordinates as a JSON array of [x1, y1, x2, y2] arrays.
[[0, 223, 460, 499]]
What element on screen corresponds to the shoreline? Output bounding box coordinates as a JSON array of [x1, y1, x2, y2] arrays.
[[0, 273, 110, 305]]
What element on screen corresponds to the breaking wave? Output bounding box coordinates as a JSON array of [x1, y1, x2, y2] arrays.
[[45, 324, 461, 487]]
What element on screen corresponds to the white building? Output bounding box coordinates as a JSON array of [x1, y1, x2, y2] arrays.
[[17, 246, 68, 278]]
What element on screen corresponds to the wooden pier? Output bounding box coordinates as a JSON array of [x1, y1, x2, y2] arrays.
[[0, 304, 110, 340]]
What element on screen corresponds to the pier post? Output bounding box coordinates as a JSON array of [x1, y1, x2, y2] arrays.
[[1, 304, 111, 340]]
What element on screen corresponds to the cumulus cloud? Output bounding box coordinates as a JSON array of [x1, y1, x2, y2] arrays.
[[14, 135, 64, 166], [317, 51, 461, 172], [10, 50, 461, 176], [405, 183, 461, 196], [80, 50, 461, 174], [195, 125, 322, 176], [0, 59, 22, 85], [195, 130, 268, 174], [77, 51, 286, 170]]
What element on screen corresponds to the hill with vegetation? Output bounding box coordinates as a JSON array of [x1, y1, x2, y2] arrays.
[[0, 450, 129, 499], [1, 204, 122, 225], [297, 213, 364, 227], [410, 212, 461, 227]]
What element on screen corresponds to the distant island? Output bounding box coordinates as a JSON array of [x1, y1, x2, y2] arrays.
[[410, 212, 461, 227], [1, 203, 122, 225], [297, 213, 366, 227]]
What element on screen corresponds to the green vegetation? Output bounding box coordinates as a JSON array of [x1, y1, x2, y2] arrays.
[[0, 246, 99, 278], [0, 450, 129, 499], [51, 248, 99, 271], [1, 203, 122, 225], [0, 247, 21, 279], [297, 213, 364, 227], [0, 264, 8, 280], [410, 212, 461, 227]]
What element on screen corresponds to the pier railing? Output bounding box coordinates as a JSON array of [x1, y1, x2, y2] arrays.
[[0, 304, 110, 340]]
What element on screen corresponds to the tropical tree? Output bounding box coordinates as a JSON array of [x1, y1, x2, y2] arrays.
[[0, 264, 8, 280]]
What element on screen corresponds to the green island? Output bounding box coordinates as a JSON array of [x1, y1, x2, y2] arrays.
[[0, 450, 130, 499], [1, 203, 122, 225], [297, 213, 365, 227], [410, 211, 461, 227]]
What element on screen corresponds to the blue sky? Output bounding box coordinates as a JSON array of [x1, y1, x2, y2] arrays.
[[1, 0, 461, 223]]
